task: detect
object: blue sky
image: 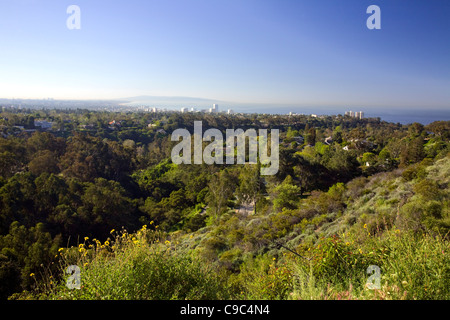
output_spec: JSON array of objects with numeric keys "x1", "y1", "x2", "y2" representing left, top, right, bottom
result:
[{"x1": 0, "y1": 0, "x2": 449, "y2": 109}]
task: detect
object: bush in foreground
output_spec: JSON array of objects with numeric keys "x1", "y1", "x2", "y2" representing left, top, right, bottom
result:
[{"x1": 26, "y1": 225, "x2": 229, "y2": 300}]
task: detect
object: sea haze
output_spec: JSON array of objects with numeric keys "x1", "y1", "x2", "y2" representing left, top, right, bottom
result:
[
  {"x1": 122, "y1": 96, "x2": 449, "y2": 125},
  {"x1": 242, "y1": 105, "x2": 450, "y2": 126}
]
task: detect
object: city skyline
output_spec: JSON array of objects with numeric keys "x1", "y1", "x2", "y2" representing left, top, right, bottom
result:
[{"x1": 0, "y1": 0, "x2": 449, "y2": 110}]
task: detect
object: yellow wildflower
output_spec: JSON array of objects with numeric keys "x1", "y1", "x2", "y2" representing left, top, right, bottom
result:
[
  {"x1": 104, "y1": 241, "x2": 110, "y2": 246},
  {"x1": 150, "y1": 220, "x2": 154, "y2": 225},
  {"x1": 363, "y1": 224, "x2": 367, "y2": 229},
  {"x1": 165, "y1": 240, "x2": 171, "y2": 245},
  {"x1": 84, "y1": 236, "x2": 89, "y2": 241},
  {"x1": 110, "y1": 229, "x2": 115, "y2": 234},
  {"x1": 30, "y1": 273, "x2": 35, "y2": 277}
]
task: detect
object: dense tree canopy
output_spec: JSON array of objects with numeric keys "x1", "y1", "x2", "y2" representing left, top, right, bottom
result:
[{"x1": 0, "y1": 107, "x2": 449, "y2": 298}]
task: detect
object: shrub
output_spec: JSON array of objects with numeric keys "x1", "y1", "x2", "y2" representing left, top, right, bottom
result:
[{"x1": 35, "y1": 226, "x2": 229, "y2": 300}]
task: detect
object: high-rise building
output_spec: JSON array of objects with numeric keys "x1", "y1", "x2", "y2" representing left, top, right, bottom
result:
[
  {"x1": 345, "y1": 110, "x2": 364, "y2": 119},
  {"x1": 213, "y1": 104, "x2": 218, "y2": 113}
]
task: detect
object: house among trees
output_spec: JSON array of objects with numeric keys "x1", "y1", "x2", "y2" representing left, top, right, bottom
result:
[
  {"x1": 34, "y1": 120, "x2": 53, "y2": 130},
  {"x1": 324, "y1": 136, "x2": 333, "y2": 145}
]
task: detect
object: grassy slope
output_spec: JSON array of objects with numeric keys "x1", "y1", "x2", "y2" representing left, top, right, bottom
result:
[{"x1": 19, "y1": 154, "x2": 450, "y2": 300}]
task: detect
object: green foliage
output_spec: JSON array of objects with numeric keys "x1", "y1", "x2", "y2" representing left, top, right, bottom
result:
[
  {"x1": 272, "y1": 176, "x2": 301, "y2": 212},
  {"x1": 236, "y1": 255, "x2": 293, "y2": 299},
  {"x1": 0, "y1": 109, "x2": 449, "y2": 300},
  {"x1": 37, "y1": 228, "x2": 228, "y2": 300}
]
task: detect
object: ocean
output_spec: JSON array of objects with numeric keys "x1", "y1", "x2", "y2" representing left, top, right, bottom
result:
[{"x1": 231, "y1": 105, "x2": 450, "y2": 125}]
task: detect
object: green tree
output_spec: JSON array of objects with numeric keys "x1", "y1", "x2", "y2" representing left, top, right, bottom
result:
[
  {"x1": 400, "y1": 137, "x2": 425, "y2": 166},
  {"x1": 236, "y1": 164, "x2": 263, "y2": 214},
  {"x1": 28, "y1": 150, "x2": 59, "y2": 176},
  {"x1": 206, "y1": 170, "x2": 237, "y2": 219},
  {"x1": 306, "y1": 127, "x2": 316, "y2": 145},
  {"x1": 78, "y1": 178, "x2": 138, "y2": 237},
  {"x1": 272, "y1": 175, "x2": 301, "y2": 212}
]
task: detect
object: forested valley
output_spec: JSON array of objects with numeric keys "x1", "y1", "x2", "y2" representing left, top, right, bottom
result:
[{"x1": 0, "y1": 108, "x2": 449, "y2": 300}]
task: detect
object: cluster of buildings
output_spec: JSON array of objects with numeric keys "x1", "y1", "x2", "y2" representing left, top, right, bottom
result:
[
  {"x1": 345, "y1": 110, "x2": 364, "y2": 119},
  {"x1": 209, "y1": 104, "x2": 219, "y2": 113},
  {"x1": 180, "y1": 104, "x2": 234, "y2": 115}
]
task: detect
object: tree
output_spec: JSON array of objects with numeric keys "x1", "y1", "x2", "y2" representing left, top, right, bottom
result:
[
  {"x1": 0, "y1": 221, "x2": 60, "y2": 294},
  {"x1": 78, "y1": 178, "x2": 138, "y2": 238},
  {"x1": 408, "y1": 122, "x2": 424, "y2": 137},
  {"x1": 293, "y1": 157, "x2": 316, "y2": 195},
  {"x1": 26, "y1": 131, "x2": 65, "y2": 157},
  {"x1": 0, "y1": 151, "x2": 20, "y2": 178},
  {"x1": 322, "y1": 145, "x2": 359, "y2": 182},
  {"x1": 272, "y1": 175, "x2": 301, "y2": 212},
  {"x1": 332, "y1": 126, "x2": 343, "y2": 145},
  {"x1": 377, "y1": 148, "x2": 394, "y2": 170},
  {"x1": 59, "y1": 133, "x2": 134, "y2": 182},
  {"x1": 206, "y1": 170, "x2": 237, "y2": 219},
  {"x1": 28, "y1": 150, "x2": 59, "y2": 176},
  {"x1": 236, "y1": 164, "x2": 263, "y2": 214},
  {"x1": 0, "y1": 137, "x2": 27, "y2": 177},
  {"x1": 400, "y1": 137, "x2": 425, "y2": 166},
  {"x1": 306, "y1": 127, "x2": 316, "y2": 145},
  {"x1": 361, "y1": 152, "x2": 377, "y2": 166}
]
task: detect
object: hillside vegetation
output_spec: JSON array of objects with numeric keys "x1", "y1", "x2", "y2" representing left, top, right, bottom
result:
[
  {"x1": 23, "y1": 154, "x2": 449, "y2": 300},
  {"x1": 0, "y1": 109, "x2": 449, "y2": 299}
]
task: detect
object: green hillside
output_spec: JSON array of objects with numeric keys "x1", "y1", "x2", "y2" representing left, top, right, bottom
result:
[
  {"x1": 18, "y1": 155, "x2": 450, "y2": 300},
  {"x1": 1, "y1": 109, "x2": 449, "y2": 300}
]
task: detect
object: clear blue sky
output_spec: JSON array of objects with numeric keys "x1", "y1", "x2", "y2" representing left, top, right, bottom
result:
[{"x1": 0, "y1": 0, "x2": 449, "y2": 109}]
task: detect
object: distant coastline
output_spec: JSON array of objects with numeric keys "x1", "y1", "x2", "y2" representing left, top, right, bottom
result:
[{"x1": 1, "y1": 97, "x2": 448, "y2": 126}]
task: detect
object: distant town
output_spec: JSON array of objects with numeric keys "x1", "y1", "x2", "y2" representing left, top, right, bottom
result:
[{"x1": 0, "y1": 98, "x2": 365, "y2": 120}]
